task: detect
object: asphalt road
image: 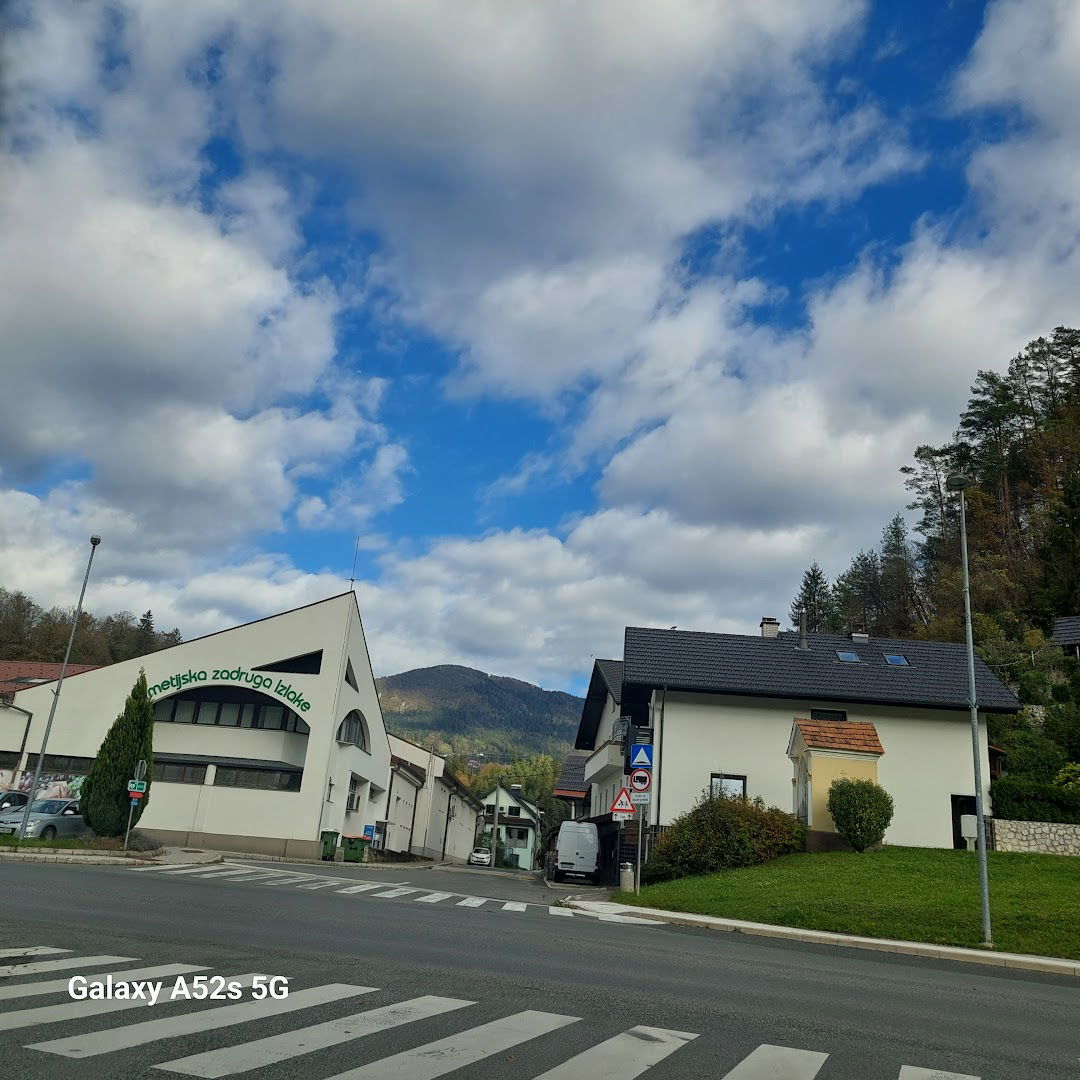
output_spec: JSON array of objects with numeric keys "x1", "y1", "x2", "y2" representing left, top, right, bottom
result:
[{"x1": 0, "y1": 860, "x2": 1076, "y2": 1079}]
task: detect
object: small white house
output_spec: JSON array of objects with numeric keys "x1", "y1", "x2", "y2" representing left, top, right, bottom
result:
[
  {"x1": 0, "y1": 593, "x2": 392, "y2": 859},
  {"x1": 481, "y1": 783, "x2": 542, "y2": 869},
  {"x1": 573, "y1": 619, "x2": 1021, "y2": 853}
]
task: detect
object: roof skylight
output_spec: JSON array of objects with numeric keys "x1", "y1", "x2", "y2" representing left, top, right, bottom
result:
[
  {"x1": 884, "y1": 654, "x2": 909, "y2": 666},
  {"x1": 836, "y1": 651, "x2": 860, "y2": 662}
]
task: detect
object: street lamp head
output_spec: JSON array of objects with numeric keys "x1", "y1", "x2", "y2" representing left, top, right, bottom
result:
[
  {"x1": 945, "y1": 473, "x2": 970, "y2": 492},
  {"x1": 90, "y1": 535, "x2": 102, "y2": 546}
]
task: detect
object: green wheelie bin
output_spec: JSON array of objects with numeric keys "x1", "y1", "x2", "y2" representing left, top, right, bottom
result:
[{"x1": 320, "y1": 830, "x2": 339, "y2": 861}]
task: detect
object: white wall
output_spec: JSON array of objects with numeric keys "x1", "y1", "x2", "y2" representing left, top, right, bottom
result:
[
  {"x1": 654, "y1": 691, "x2": 992, "y2": 848},
  {"x1": 384, "y1": 769, "x2": 419, "y2": 853}
]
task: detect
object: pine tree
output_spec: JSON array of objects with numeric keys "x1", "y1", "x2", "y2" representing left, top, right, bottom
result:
[
  {"x1": 879, "y1": 514, "x2": 923, "y2": 636},
  {"x1": 81, "y1": 671, "x2": 155, "y2": 837},
  {"x1": 789, "y1": 562, "x2": 833, "y2": 632}
]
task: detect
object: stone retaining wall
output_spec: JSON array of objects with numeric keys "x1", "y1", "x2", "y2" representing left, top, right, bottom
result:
[{"x1": 992, "y1": 818, "x2": 1080, "y2": 855}]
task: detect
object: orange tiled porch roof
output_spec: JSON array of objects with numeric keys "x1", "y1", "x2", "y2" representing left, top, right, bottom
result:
[{"x1": 793, "y1": 718, "x2": 883, "y2": 755}]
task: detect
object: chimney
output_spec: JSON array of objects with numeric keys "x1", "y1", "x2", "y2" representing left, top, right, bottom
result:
[
  {"x1": 850, "y1": 626, "x2": 870, "y2": 645},
  {"x1": 796, "y1": 609, "x2": 809, "y2": 651},
  {"x1": 759, "y1": 617, "x2": 780, "y2": 639}
]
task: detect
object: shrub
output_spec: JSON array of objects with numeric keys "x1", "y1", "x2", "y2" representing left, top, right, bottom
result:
[
  {"x1": 1052, "y1": 763, "x2": 1080, "y2": 791},
  {"x1": 642, "y1": 789, "x2": 804, "y2": 882},
  {"x1": 998, "y1": 728, "x2": 1068, "y2": 783},
  {"x1": 1043, "y1": 703, "x2": 1080, "y2": 762},
  {"x1": 81, "y1": 671, "x2": 154, "y2": 837},
  {"x1": 1017, "y1": 669, "x2": 1050, "y2": 706},
  {"x1": 1050, "y1": 683, "x2": 1073, "y2": 705},
  {"x1": 826, "y1": 777, "x2": 894, "y2": 852},
  {"x1": 990, "y1": 777, "x2": 1080, "y2": 824}
]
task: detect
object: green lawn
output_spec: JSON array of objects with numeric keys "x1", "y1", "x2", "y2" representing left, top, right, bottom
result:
[
  {"x1": 0, "y1": 833, "x2": 156, "y2": 853},
  {"x1": 616, "y1": 847, "x2": 1080, "y2": 959}
]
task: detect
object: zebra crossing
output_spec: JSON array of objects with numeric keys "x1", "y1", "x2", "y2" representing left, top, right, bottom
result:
[
  {"x1": 0, "y1": 943, "x2": 985, "y2": 1078},
  {"x1": 127, "y1": 861, "x2": 660, "y2": 924}
]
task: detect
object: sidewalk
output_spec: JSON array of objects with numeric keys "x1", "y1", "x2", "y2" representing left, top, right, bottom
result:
[
  {"x1": 567, "y1": 901, "x2": 1080, "y2": 977},
  {"x1": 0, "y1": 844, "x2": 221, "y2": 867}
]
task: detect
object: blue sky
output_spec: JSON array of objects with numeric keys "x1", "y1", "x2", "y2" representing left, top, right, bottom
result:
[{"x1": 2, "y1": 1, "x2": 1078, "y2": 694}]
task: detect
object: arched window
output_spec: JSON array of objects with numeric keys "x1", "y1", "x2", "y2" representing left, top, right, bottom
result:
[{"x1": 336, "y1": 710, "x2": 369, "y2": 751}]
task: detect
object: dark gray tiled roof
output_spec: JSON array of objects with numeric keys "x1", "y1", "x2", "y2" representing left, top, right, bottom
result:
[
  {"x1": 553, "y1": 751, "x2": 589, "y2": 796},
  {"x1": 596, "y1": 660, "x2": 623, "y2": 704},
  {"x1": 1052, "y1": 616, "x2": 1080, "y2": 646},
  {"x1": 622, "y1": 627, "x2": 1021, "y2": 713}
]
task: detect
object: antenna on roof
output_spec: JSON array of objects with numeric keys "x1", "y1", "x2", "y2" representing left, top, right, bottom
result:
[{"x1": 348, "y1": 534, "x2": 361, "y2": 590}]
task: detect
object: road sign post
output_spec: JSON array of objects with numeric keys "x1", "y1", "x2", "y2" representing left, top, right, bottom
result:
[{"x1": 124, "y1": 761, "x2": 148, "y2": 851}]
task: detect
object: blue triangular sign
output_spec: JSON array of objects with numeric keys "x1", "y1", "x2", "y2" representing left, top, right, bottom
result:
[{"x1": 630, "y1": 745, "x2": 652, "y2": 768}]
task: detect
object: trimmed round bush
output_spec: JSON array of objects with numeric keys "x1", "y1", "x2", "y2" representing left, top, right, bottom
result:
[
  {"x1": 642, "y1": 789, "x2": 804, "y2": 883},
  {"x1": 826, "y1": 777, "x2": 894, "y2": 852}
]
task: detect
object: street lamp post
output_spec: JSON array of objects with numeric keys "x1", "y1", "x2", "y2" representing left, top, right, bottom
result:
[
  {"x1": 18, "y1": 535, "x2": 101, "y2": 840},
  {"x1": 946, "y1": 473, "x2": 993, "y2": 947}
]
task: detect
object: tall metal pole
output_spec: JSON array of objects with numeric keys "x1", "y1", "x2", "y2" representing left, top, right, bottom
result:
[
  {"x1": 957, "y1": 490, "x2": 993, "y2": 946},
  {"x1": 18, "y1": 536, "x2": 101, "y2": 840}
]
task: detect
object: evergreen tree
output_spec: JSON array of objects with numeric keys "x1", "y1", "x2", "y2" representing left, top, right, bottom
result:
[
  {"x1": 789, "y1": 562, "x2": 833, "y2": 632},
  {"x1": 135, "y1": 610, "x2": 156, "y2": 655},
  {"x1": 81, "y1": 671, "x2": 155, "y2": 837},
  {"x1": 879, "y1": 514, "x2": 923, "y2": 636},
  {"x1": 831, "y1": 551, "x2": 883, "y2": 634}
]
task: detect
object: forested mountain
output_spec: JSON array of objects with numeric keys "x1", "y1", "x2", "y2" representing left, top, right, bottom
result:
[
  {"x1": 789, "y1": 326, "x2": 1080, "y2": 679},
  {"x1": 375, "y1": 664, "x2": 582, "y2": 761},
  {"x1": 0, "y1": 588, "x2": 182, "y2": 665}
]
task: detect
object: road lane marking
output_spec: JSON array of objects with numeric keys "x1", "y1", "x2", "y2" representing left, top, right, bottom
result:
[
  {"x1": 720, "y1": 1044, "x2": 829, "y2": 1078},
  {"x1": 296, "y1": 881, "x2": 348, "y2": 890},
  {"x1": 317, "y1": 1009, "x2": 580, "y2": 1079},
  {"x1": 0, "y1": 974, "x2": 261, "y2": 1030},
  {"x1": 373, "y1": 888, "x2": 418, "y2": 898},
  {"x1": 186, "y1": 869, "x2": 260, "y2": 880},
  {"x1": 457, "y1": 897, "x2": 487, "y2": 907},
  {"x1": 0, "y1": 956, "x2": 136, "y2": 979},
  {"x1": 154, "y1": 995, "x2": 475, "y2": 1077},
  {"x1": 259, "y1": 875, "x2": 318, "y2": 886},
  {"x1": 533, "y1": 1025, "x2": 699, "y2": 1078},
  {"x1": 29, "y1": 983, "x2": 374, "y2": 1058},
  {"x1": 337, "y1": 883, "x2": 384, "y2": 894},
  {"x1": 898, "y1": 1068, "x2": 980, "y2": 1079},
  {"x1": 0, "y1": 948, "x2": 69, "y2": 959},
  {"x1": 148, "y1": 866, "x2": 239, "y2": 876},
  {"x1": 0, "y1": 965, "x2": 208, "y2": 1001},
  {"x1": 415, "y1": 893, "x2": 453, "y2": 904},
  {"x1": 547, "y1": 907, "x2": 573, "y2": 917},
  {"x1": 501, "y1": 902, "x2": 528, "y2": 912}
]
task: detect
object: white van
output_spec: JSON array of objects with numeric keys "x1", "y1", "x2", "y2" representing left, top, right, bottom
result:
[{"x1": 549, "y1": 821, "x2": 600, "y2": 883}]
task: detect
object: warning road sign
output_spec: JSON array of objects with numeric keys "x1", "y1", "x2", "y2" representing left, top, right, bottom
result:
[
  {"x1": 629, "y1": 744, "x2": 653, "y2": 769},
  {"x1": 609, "y1": 787, "x2": 635, "y2": 814},
  {"x1": 629, "y1": 769, "x2": 651, "y2": 792}
]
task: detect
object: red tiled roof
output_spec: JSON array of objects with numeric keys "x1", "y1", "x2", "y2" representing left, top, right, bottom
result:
[
  {"x1": 0, "y1": 661, "x2": 101, "y2": 697},
  {"x1": 793, "y1": 718, "x2": 883, "y2": 755}
]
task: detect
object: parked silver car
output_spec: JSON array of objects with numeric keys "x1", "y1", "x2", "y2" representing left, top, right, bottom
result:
[
  {"x1": 0, "y1": 799, "x2": 85, "y2": 840},
  {"x1": 0, "y1": 790, "x2": 29, "y2": 814}
]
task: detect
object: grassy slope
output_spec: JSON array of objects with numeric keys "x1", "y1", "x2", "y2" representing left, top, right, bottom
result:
[{"x1": 617, "y1": 847, "x2": 1080, "y2": 959}]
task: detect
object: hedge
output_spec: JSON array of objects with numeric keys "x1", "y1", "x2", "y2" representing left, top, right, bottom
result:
[{"x1": 990, "y1": 777, "x2": 1080, "y2": 825}]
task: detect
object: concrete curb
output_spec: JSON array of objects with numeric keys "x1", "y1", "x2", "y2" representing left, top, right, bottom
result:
[
  {"x1": 212, "y1": 850, "x2": 425, "y2": 869},
  {"x1": 0, "y1": 850, "x2": 158, "y2": 865},
  {"x1": 567, "y1": 901, "x2": 1080, "y2": 977}
]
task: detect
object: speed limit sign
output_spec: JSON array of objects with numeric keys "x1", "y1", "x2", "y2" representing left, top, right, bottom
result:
[{"x1": 629, "y1": 768, "x2": 651, "y2": 793}]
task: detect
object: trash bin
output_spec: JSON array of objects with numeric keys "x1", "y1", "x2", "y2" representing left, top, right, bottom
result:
[
  {"x1": 342, "y1": 835, "x2": 363, "y2": 863},
  {"x1": 320, "y1": 830, "x2": 339, "y2": 861}
]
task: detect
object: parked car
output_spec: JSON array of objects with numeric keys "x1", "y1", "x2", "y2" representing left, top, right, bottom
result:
[
  {"x1": 0, "y1": 790, "x2": 29, "y2": 814},
  {"x1": 548, "y1": 821, "x2": 600, "y2": 884},
  {"x1": 0, "y1": 799, "x2": 85, "y2": 840},
  {"x1": 467, "y1": 847, "x2": 492, "y2": 866}
]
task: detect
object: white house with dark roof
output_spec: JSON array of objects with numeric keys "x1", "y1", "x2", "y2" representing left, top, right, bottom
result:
[
  {"x1": 573, "y1": 618, "x2": 1021, "y2": 853},
  {"x1": 1052, "y1": 616, "x2": 1080, "y2": 659}
]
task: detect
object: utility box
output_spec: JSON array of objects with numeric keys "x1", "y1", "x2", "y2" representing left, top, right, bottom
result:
[
  {"x1": 320, "y1": 830, "x2": 339, "y2": 861},
  {"x1": 960, "y1": 814, "x2": 978, "y2": 851}
]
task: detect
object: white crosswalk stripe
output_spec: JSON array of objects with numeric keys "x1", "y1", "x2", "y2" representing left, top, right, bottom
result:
[
  {"x1": 0, "y1": 965, "x2": 208, "y2": 1001},
  {"x1": 296, "y1": 880, "x2": 344, "y2": 890},
  {"x1": 720, "y1": 1044, "x2": 829, "y2": 1078},
  {"x1": 336, "y1": 883, "x2": 384, "y2": 894},
  {"x1": 373, "y1": 887, "x2": 418, "y2": 898},
  {"x1": 0, "y1": 947, "x2": 69, "y2": 959},
  {"x1": 547, "y1": 906, "x2": 573, "y2": 917},
  {"x1": 28, "y1": 982, "x2": 374, "y2": 1058},
  {"x1": 415, "y1": 892, "x2": 453, "y2": 903},
  {"x1": 259, "y1": 874, "x2": 317, "y2": 886},
  {"x1": 898, "y1": 1068, "x2": 980, "y2": 1079},
  {"x1": 501, "y1": 901, "x2": 528, "y2": 912},
  {"x1": 0, "y1": 974, "x2": 260, "y2": 1031},
  {"x1": 151, "y1": 866, "x2": 239, "y2": 876},
  {"x1": 533, "y1": 1025, "x2": 699, "y2": 1078},
  {"x1": 318, "y1": 1009, "x2": 580, "y2": 1079},
  {"x1": 154, "y1": 995, "x2": 474, "y2": 1077},
  {"x1": 0, "y1": 955, "x2": 136, "y2": 979},
  {"x1": 457, "y1": 896, "x2": 487, "y2": 907}
]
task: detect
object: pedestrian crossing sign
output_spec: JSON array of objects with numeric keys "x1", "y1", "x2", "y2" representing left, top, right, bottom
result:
[
  {"x1": 609, "y1": 788, "x2": 635, "y2": 814},
  {"x1": 629, "y1": 744, "x2": 653, "y2": 769}
]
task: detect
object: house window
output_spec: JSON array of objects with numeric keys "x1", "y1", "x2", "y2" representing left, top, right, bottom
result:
[
  {"x1": 215, "y1": 768, "x2": 302, "y2": 792},
  {"x1": 347, "y1": 776, "x2": 360, "y2": 813},
  {"x1": 336, "y1": 711, "x2": 369, "y2": 751},
  {"x1": 710, "y1": 774, "x2": 747, "y2": 799},
  {"x1": 155, "y1": 692, "x2": 309, "y2": 733},
  {"x1": 810, "y1": 709, "x2": 847, "y2": 723},
  {"x1": 835, "y1": 651, "x2": 860, "y2": 662},
  {"x1": 506, "y1": 806, "x2": 520, "y2": 817},
  {"x1": 153, "y1": 762, "x2": 207, "y2": 784},
  {"x1": 884, "y1": 654, "x2": 909, "y2": 666}
]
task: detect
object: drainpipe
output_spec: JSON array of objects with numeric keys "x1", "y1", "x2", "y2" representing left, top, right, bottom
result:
[{"x1": 654, "y1": 686, "x2": 667, "y2": 830}]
